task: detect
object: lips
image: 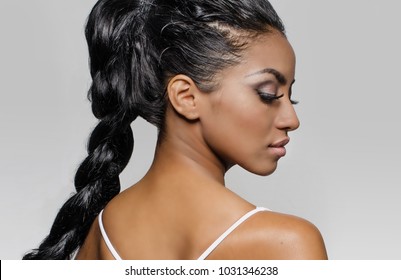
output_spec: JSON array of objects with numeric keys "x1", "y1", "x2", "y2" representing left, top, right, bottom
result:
[
  {"x1": 269, "y1": 137, "x2": 290, "y2": 148},
  {"x1": 268, "y1": 137, "x2": 290, "y2": 157}
]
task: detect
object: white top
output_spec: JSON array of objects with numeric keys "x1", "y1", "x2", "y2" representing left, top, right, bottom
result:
[{"x1": 97, "y1": 206, "x2": 270, "y2": 260}]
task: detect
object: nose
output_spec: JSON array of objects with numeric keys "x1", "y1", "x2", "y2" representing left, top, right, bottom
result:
[{"x1": 275, "y1": 101, "x2": 300, "y2": 132}]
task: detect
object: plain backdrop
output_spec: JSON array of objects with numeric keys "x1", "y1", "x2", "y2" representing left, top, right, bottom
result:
[{"x1": 1, "y1": 0, "x2": 400, "y2": 259}]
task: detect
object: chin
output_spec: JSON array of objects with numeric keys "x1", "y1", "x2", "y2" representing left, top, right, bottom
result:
[
  {"x1": 244, "y1": 162, "x2": 278, "y2": 177},
  {"x1": 256, "y1": 168, "x2": 277, "y2": 177}
]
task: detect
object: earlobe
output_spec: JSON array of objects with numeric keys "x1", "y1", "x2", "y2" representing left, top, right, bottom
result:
[{"x1": 167, "y1": 74, "x2": 200, "y2": 120}]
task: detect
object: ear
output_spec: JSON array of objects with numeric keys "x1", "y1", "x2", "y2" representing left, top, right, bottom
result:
[{"x1": 167, "y1": 74, "x2": 200, "y2": 120}]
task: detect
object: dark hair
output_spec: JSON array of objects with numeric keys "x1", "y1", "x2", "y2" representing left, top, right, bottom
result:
[{"x1": 23, "y1": 0, "x2": 285, "y2": 259}]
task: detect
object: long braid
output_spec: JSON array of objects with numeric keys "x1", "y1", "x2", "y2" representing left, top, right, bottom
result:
[
  {"x1": 23, "y1": 117, "x2": 134, "y2": 259},
  {"x1": 23, "y1": 0, "x2": 155, "y2": 259}
]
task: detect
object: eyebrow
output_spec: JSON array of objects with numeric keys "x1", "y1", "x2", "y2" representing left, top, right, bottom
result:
[{"x1": 246, "y1": 68, "x2": 288, "y2": 85}]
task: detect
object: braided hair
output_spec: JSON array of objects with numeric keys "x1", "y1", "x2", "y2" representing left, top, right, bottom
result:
[{"x1": 23, "y1": 0, "x2": 285, "y2": 259}]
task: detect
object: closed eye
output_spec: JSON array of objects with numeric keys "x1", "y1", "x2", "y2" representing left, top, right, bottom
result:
[
  {"x1": 257, "y1": 91, "x2": 284, "y2": 104},
  {"x1": 258, "y1": 91, "x2": 298, "y2": 105}
]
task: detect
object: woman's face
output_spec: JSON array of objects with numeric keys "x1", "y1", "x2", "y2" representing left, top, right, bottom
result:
[{"x1": 198, "y1": 31, "x2": 299, "y2": 176}]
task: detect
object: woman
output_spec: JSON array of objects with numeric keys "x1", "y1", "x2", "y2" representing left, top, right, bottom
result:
[{"x1": 23, "y1": 0, "x2": 327, "y2": 260}]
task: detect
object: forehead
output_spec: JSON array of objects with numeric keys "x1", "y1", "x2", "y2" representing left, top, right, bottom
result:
[{"x1": 220, "y1": 31, "x2": 296, "y2": 83}]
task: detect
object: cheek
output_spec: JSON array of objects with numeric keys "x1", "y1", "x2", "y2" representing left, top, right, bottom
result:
[
  {"x1": 202, "y1": 93, "x2": 275, "y2": 159},
  {"x1": 221, "y1": 96, "x2": 274, "y2": 139},
  {"x1": 212, "y1": 95, "x2": 261, "y2": 135}
]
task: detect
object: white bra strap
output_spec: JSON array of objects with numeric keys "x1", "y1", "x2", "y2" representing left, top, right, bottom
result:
[
  {"x1": 197, "y1": 207, "x2": 270, "y2": 260},
  {"x1": 98, "y1": 210, "x2": 122, "y2": 260}
]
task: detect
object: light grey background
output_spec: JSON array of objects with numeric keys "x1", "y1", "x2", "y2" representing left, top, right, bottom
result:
[{"x1": 1, "y1": 0, "x2": 400, "y2": 259}]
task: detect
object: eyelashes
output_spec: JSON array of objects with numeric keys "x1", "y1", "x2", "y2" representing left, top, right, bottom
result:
[
  {"x1": 257, "y1": 91, "x2": 284, "y2": 103},
  {"x1": 257, "y1": 91, "x2": 299, "y2": 105}
]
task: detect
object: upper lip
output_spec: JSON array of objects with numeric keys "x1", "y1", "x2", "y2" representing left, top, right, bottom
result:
[{"x1": 269, "y1": 137, "x2": 290, "y2": 147}]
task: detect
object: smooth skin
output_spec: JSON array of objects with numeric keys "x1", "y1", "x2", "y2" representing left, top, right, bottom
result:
[{"x1": 76, "y1": 31, "x2": 328, "y2": 260}]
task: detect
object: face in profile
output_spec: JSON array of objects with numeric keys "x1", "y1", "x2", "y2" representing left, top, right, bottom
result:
[{"x1": 198, "y1": 31, "x2": 300, "y2": 176}]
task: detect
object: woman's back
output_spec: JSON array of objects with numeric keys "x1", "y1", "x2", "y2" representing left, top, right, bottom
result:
[{"x1": 76, "y1": 174, "x2": 327, "y2": 260}]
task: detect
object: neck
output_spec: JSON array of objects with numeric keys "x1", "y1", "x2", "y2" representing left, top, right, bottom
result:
[{"x1": 147, "y1": 133, "x2": 226, "y2": 186}]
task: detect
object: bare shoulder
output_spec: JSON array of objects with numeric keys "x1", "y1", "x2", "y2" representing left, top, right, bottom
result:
[
  {"x1": 211, "y1": 210, "x2": 328, "y2": 260},
  {"x1": 245, "y1": 211, "x2": 328, "y2": 259}
]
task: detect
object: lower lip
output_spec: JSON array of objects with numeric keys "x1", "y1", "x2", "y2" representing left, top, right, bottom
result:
[{"x1": 268, "y1": 146, "x2": 287, "y2": 157}]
